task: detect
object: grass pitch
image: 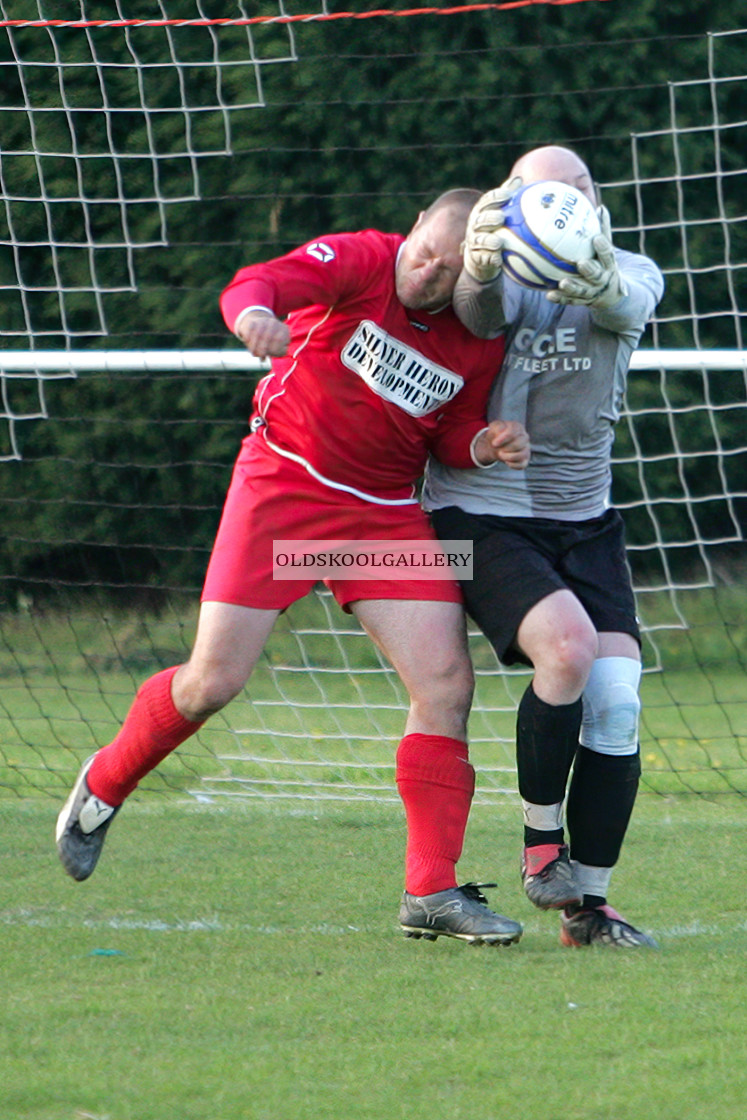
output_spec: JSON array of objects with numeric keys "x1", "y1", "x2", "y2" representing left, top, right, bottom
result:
[{"x1": 2, "y1": 793, "x2": 745, "y2": 1120}]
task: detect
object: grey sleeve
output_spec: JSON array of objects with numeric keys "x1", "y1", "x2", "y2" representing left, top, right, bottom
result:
[
  {"x1": 454, "y1": 251, "x2": 663, "y2": 344},
  {"x1": 590, "y1": 251, "x2": 665, "y2": 336},
  {"x1": 452, "y1": 269, "x2": 506, "y2": 339}
]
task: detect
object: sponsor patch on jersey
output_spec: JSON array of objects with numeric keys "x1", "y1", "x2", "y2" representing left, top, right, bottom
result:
[
  {"x1": 306, "y1": 241, "x2": 335, "y2": 263},
  {"x1": 341, "y1": 320, "x2": 464, "y2": 417}
]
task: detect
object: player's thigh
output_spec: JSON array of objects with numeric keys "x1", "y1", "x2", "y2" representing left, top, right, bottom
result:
[
  {"x1": 351, "y1": 597, "x2": 472, "y2": 698},
  {"x1": 177, "y1": 601, "x2": 280, "y2": 704},
  {"x1": 431, "y1": 505, "x2": 566, "y2": 665},
  {"x1": 597, "y1": 630, "x2": 640, "y2": 661}
]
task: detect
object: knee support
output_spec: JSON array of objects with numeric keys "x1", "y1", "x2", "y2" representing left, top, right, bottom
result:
[{"x1": 580, "y1": 656, "x2": 641, "y2": 757}]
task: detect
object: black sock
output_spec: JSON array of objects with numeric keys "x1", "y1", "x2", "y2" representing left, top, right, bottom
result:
[
  {"x1": 524, "y1": 825, "x2": 564, "y2": 847},
  {"x1": 583, "y1": 894, "x2": 607, "y2": 910},
  {"x1": 567, "y1": 747, "x2": 641, "y2": 867},
  {"x1": 517, "y1": 684, "x2": 582, "y2": 848}
]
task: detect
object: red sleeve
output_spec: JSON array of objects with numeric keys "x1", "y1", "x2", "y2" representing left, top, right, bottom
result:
[
  {"x1": 427, "y1": 336, "x2": 505, "y2": 468},
  {"x1": 430, "y1": 418, "x2": 487, "y2": 469},
  {"x1": 219, "y1": 232, "x2": 400, "y2": 333},
  {"x1": 220, "y1": 276, "x2": 278, "y2": 331}
]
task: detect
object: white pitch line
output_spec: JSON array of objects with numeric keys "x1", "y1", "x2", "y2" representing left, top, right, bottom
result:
[
  {"x1": 2, "y1": 908, "x2": 746, "y2": 940},
  {"x1": 653, "y1": 919, "x2": 747, "y2": 939},
  {"x1": 0, "y1": 908, "x2": 359, "y2": 936}
]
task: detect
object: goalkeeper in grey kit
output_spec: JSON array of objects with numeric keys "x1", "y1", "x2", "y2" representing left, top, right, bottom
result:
[{"x1": 424, "y1": 145, "x2": 665, "y2": 948}]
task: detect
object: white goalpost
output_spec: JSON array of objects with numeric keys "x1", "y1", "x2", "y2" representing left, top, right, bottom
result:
[{"x1": 1, "y1": 6, "x2": 745, "y2": 802}]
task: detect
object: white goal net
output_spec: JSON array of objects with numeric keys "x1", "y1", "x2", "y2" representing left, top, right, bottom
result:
[{"x1": 0, "y1": 5, "x2": 745, "y2": 801}]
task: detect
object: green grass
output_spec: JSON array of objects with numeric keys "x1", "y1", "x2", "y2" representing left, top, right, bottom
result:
[
  {"x1": 2, "y1": 795, "x2": 746, "y2": 1120},
  {"x1": 1, "y1": 595, "x2": 745, "y2": 1116}
]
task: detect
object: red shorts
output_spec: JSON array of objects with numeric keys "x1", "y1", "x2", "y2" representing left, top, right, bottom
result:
[{"x1": 201, "y1": 434, "x2": 463, "y2": 611}]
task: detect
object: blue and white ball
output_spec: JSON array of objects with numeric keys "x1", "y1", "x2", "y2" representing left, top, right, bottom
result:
[{"x1": 500, "y1": 181, "x2": 601, "y2": 290}]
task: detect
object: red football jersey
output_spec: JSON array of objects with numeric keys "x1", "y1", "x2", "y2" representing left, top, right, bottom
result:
[{"x1": 220, "y1": 229, "x2": 506, "y2": 503}]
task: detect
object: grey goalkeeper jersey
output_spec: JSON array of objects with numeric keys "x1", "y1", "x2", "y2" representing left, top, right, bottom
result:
[{"x1": 423, "y1": 248, "x2": 664, "y2": 521}]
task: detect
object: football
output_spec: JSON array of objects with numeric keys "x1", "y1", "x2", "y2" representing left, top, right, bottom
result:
[{"x1": 499, "y1": 180, "x2": 601, "y2": 290}]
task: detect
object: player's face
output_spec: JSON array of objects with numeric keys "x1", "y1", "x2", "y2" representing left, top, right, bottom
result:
[
  {"x1": 558, "y1": 170, "x2": 596, "y2": 205},
  {"x1": 395, "y1": 211, "x2": 464, "y2": 312}
]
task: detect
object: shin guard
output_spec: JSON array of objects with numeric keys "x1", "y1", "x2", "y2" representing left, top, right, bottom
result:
[{"x1": 567, "y1": 746, "x2": 641, "y2": 868}]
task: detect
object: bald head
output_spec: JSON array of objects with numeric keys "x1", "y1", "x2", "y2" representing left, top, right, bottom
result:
[
  {"x1": 420, "y1": 188, "x2": 482, "y2": 228},
  {"x1": 511, "y1": 145, "x2": 596, "y2": 205},
  {"x1": 395, "y1": 188, "x2": 481, "y2": 312}
]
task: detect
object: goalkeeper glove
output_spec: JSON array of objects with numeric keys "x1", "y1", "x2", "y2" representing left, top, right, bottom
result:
[
  {"x1": 547, "y1": 205, "x2": 628, "y2": 308},
  {"x1": 462, "y1": 176, "x2": 522, "y2": 284}
]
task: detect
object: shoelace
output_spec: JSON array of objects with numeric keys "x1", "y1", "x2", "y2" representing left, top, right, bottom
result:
[{"x1": 457, "y1": 882, "x2": 497, "y2": 906}]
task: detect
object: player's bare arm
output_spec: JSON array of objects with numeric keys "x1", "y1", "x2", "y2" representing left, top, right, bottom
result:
[
  {"x1": 235, "y1": 308, "x2": 290, "y2": 358},
  {"x1": 473, "y1": 419, "x2": 530, "y2": 469}
]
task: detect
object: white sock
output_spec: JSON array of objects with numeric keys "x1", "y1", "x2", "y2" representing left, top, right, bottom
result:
[
  {"x1": 571, "y1": 861, "x2": 613, "y2": 901},
  {"x1": 521, "y1": 799, "x2": 564, "y2": 832}
]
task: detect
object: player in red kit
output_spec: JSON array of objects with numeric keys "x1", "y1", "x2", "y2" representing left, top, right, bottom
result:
[{"x1": 56, "y1": 190, "x2": 529, "y2": 946}]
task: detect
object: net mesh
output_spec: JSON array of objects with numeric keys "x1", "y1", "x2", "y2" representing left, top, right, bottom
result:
[{"x1": 0, "y1": 5, "x2": 744, "y2": 800}]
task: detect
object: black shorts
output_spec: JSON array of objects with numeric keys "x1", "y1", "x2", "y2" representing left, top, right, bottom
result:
[{"x1": 430, "y1": 505, "x2": 640, "y2": 666}]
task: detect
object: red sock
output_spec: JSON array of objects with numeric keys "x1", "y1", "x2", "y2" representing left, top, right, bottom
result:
[
  {"x1": 396, "y1": 732, "x2": 475, "y2": 896},
  {"x1": 87, "y1": 667, "x2": 204, "y2": 806}
]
